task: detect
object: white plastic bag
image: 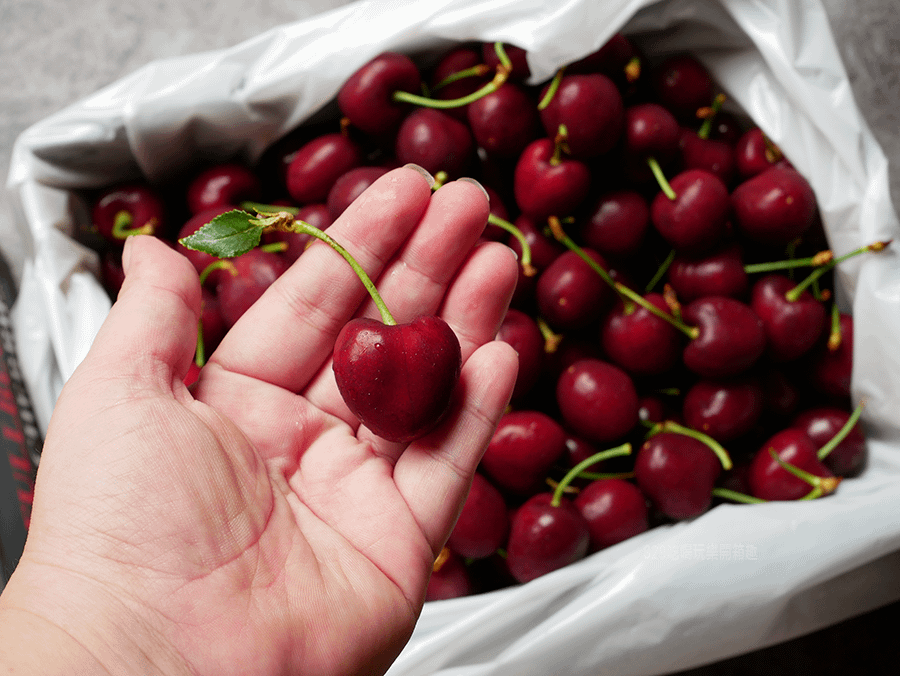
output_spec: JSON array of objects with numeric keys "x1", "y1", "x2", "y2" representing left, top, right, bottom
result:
[{"x1": 4, "y1": 0, "x2": 900, "y2": 673}]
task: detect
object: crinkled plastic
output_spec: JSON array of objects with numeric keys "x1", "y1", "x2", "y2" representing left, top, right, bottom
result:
[{"x1": 3, "y1": 0, "x2": 900, "y2": 674}]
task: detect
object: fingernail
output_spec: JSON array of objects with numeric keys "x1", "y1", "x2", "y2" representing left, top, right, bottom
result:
[
  {"x1": 457, "y1": 176, "x2": 490, "y2": 202},
  {"x1": 403, "y1": 163, "x2": 435, "y2": 188}
]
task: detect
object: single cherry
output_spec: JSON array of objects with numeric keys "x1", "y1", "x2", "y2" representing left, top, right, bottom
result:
[
  {"x1": 186, "y1": 162, "x2": 261, "y2": 215},
  {"x1": 667, "y1": 242, "x2": 748, "y2": 303},
  {"x1": 750, "y1": 273, "x2": 826, "y2": 362},
  {"x1": 747, "y1": 428, "x2": 836, "y2": 501},
  {"x1": 333, "y1": 315, "x2": 461, "y2": 443},
  {"x1": 496, "y1": 308, "x2": 545, "y2": 401},
  {"x1": 731, "y1": 164, "x2": 817, "y2": 246},
  {"x1": 810, "y1": 312, "x2": 853, "y2": 402},
  {"x1": 514, "y1": 136, "x2": 592, "y2": 221},
  {"x1": 446, "y1": 472, "x2": 510, "y2": 560},
  {"x1": 682, "y1": 375, "x2": 765, "y2": 442},
  {"x1": 327, "y1": 166, "x2": 391, "y2": 219},
  {"x1": 467, "y1": 83, "x2": 541, "y2": 158},
  {"x1": 92, "y1": 182, "x2": 166, "y2": 244},
  {"x1": 215, "y1": 247, "x2": 289, "y2": 328},
  {"x1": 650, "y1": 168, "x2": 730, "y2": 254},
  {"x1": 395, "y1": 108, "x2": 475, "y2": 178},
  {"x1": 538, "y1": 73, "x2": 624, "y2": 158},
  {"x1": 285, "y1": 132, "x2": 364, "y2": 205},
  {"x1": 556, "y1": 358, "x2": 639, "y2": 443},
  {"x1": 681, "y1": 296, "x2": 766, "y2": 378},
  {"x1": 791, "y1": 406, "x2": 866, "y2": 477},
  {"x1": 426, "y1": 548, "x2": 472, "y2": 601},
  {"x1": 428, "y1": 46, "x2": 490, "y2": 121},
  {"x1": 337, "y1": 52, "x2": 422, "y2": 137},
  {"x1": 679, "y1": 127, "x2": 736, "y2": 186},
  {"x1": 536, "y1": 248, "x2": 612, "y2": 331},
  {"x1": 480, "y1": 410, "x2": 567, "y2": 494},
  {"x1": 600, "y1": 292, "x2": 684, "y2": 376},
  {"x1": 574, "y1": 479, "x2": 649, "y2": 551},
  {"x1": 734, "y1": 127, "x2": 786, "y2": 179},
  {"x1": 651, "y1": 54, "x2": 714, "y2": 123},
  {"x1": 579, "y1": 189, "x2": 650, "y2": 260}
]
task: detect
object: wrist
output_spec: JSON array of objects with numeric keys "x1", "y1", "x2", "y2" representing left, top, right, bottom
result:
[{"x1": 0, "y1": 558, "x2": 190, "y2": 676}]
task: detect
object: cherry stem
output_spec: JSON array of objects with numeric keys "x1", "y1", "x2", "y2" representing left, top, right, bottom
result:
[
  {"x1": 785, "y1": 240, "x2": 891, "y2": 302},
  {"x1": 194, "y1": 319, "x2": 207, "y2": 368},
  {"x1": 647, "y1": 157, "x2": 677, "y2": 200},
  {"x1": 431, "y1": 63, "x2": 492, "y2": 92},
  {"x1": 614, "y1": 282, "x2": 699, "y2": 339},
  {"x1": 538, "y1": 67, "x2": 566, "y2": 110},
  {"x1": 487, "y1": 213, "x2": 536, "y2": 276},
  {"x1": 551, "y1": 443, "x2": 633, "y2": 507},
  {"x1": 199, "y1": 259, "x2": 236, "y2": 286},
  {"x1": 649, "y1": 420, "x2": 733, "y2": 470},
  {"x1": 547, "y1": 216, "x2": 618, "y2": 291},
  {"x1": 817, "y1": 400, "x2": 865, "y2": 461},
  {"x1": 762, "y1": 131, "x2": 784, "y2": 164},
  {"x1": 645, "y1": 249, "x2": 676, "y2": 293},
  {"x1": 696, "y1": 93, "x2": 726, "y2": 140},
  {"x1": 112, "y1": 209, "x2": 156, "y2": 239},
  {"x1": 767, "y1": 447, "x2": 842, "y2": 497},
  {"x1": 711, "y1": 487, "x2": 767, "y2": 504},
  {"x1": 551, "y1": 125, "x2": 569, "y2": 165},
  {"x1": 432, "y1": 547, "x2": 451, "y2": 573},
  {"x1": 536, "y1": 316, "x2": 563, "y2": 353},
  {"x1": 253, "y1": 208, "x2": 396, "y2": 325},
  {"x1": 827, "y1": 303, "x2": 843, "y2": 351},
  {"x1": 575, "y1": 470, "x2": 635, "y2": 481},
  {"x1": 624, "y1": 56, "x2": 641, "y2": 83},
  {"x1": 743, "y1": 250, "x2": 832, "y2": 274}
]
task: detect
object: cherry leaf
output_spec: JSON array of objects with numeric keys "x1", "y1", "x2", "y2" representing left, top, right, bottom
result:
[{"x1": 178, "y1": 209, "x2": 263, "y2": 258}]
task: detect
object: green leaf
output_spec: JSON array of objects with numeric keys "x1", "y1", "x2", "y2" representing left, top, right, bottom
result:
[{"x1": 178, "y1": 209, "x2": 263, "y2": 258}]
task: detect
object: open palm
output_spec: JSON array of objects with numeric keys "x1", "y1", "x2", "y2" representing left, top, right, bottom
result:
[{"x1": 6, "y1": 169, "x2": 518, "y2": 676}]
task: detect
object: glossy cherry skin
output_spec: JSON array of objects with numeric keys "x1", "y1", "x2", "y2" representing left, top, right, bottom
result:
[
  {"x1": 567, "y1": 32, "x2": 639, "y2": 86},
  {"x1": 579, "y1": 189, "x2": 650, "y2": 260},
  {"x1": 514, "y1": 138, "x2": 592, "y2": 221},
  {"x1": 216, "y1": 248, "x2": 289, "y2": 328},
  {"x1": 446, "y1": 473, "x2": 510, "y2": 560},
  {"x1": 791, "y1": 406, "x2": 866, "y2": 477},
  {"x1": 395, "y1": 108, "x2": 475, "y2": 178},
  {"x1": 748, "y1": 428, "x2": 835, "y2": 501},
  {"x1": 574, "y1": 479, "x2": 649, "y2": 551},
  {"x1": 538, "y1": 73, "x2": 624, "y2": 158},
  {"x1": 734, "y1": 127, "x2": 785, "y2": 179},
  {"x1": 750, "y1": 273, "x2": 826, "y2": 362},
  {"x1": 92, "y1": 182, "x2": 166, "y2": 244},
  {"x1": 731, "y1": 165, "x2": 817, "y2": 246},
  {"x1": 682, "y1": 375, "x2": 765, "y2": 443},
  {"x1": 556, "y1": 358, "x2": 639, "y2": 444},
  {"x1": 681, "y1": 296, "x2": 766, "y2": 379},
  {"x1": 426, "y1": 549, "x2": 472, "y2": 601},
  {"x1": 506, "y1": 215, "x2": 565, "y2": 272},
  {"x1": 481, "y1": 42, "x2": 531, "y2": 81},
  {"x1": 667, "y1": 242, "x2": 748, "y2": 303},
  {"x1": 810, "y1": 313, "x2": 853, "y2": 401},
  {"x1": 333, "y1": 315, "x2": 461, "y2": 444},
  {"x1": 624, "y1": 102, "x2": 681, "y2": 164},
  {"x1": 536, "y1": 249, "x2": 612, "y2": 331},
  {"x1": 679, "y1": 128, "x2": 736, "y2": 186},
  {"x1": 651, "y1": 54, "x2": 714, "y2": 123},
  {"x1": 327, "y1": 166, "x2": 390, "y2": 219},
  {"x1": 337, "y1": 51, "x2": 421, "y2": 137},
  {"x1": 285, "y1": 132, "x2": 364, "y2": 205},
  {"x1": 506, "y1": 493, "x2": 590, "y2": 584},
  {"x1": 186, "y1": 162, "x2": 261, "y2": 215},
  {"x1": 651, "y1": 168, "x2": 730, "y2": 254},
  {"x1": 496, "y1": 308, "x2": 545, "y2": 401},
  {"x1": 480, "y1": 410, "x2": 567, "y2": 495},
  {"x1": 600, "y1": 292, "x2": 684, "y2": 376},
  {"x1": 429, "y1": 46, "x2": 489, "y2": 121},
  {"x1": 199, "y1": 287, "x2": 227, "y2": 355},
  {"x1": 467, "y1": 83, "x2": 541, "y2": 158},
  {"x1": 635, "y1": 431, "x2": 722, "y2": 520}
]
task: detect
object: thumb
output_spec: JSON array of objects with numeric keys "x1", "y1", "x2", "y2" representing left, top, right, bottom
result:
[{"x1": 78, "y1": 235, "x2": 202, "y2": 389}]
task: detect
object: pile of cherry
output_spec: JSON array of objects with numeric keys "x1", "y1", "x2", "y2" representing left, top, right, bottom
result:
[{"x1": 81, "y1": 33, "x2": 880, "y2": 601}]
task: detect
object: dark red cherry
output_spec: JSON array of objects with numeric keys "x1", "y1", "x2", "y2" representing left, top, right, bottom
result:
[
  {"x1": 333, "y1": 315, "x2": 461, "y2": 444},
  {"x1": 395, "y1": 108, "x2": 475, "y2": 178},
  {"x1": 579, "y1": 189, "x2": 650, "y2": 260},
  {"x1": 667, "y1": 242, "x2": 748, "y2": 303},
  {"x1": 651, "y1": 168, "x2": 730, "y2": 254},
  {"x1": 651, "y1": 54, "x2": 714, "y2": 123},
  {"x1": 446, "y1": 473, "x2": 510, "y2": 560},
  {"x1": 635, "y1": 431, "x2": 722, "y2": 520},
  {"x1": 429, "y1": 46, "x2": 490, "y2": 121},
  {"x1": 513, "y1": 137, "x2": 592, "y2": 221},
  {"x1": 285, "y1": 132, "x2": 364, "y2": 205},
  {"x1": 480, "y1": 410, "x2": 567, "y2": 495},
  {"x1": 199, "y1": 287, "x2": 227, "y2": 355},
  {"x1": 506, "y1": 493, "x2": 590, "y2": 584},
  {"x1": 748, "y1": 428, "x2": 835, "y2": 501},
  {"x1": 791, "y1": 406, "x2": 866, "y2": 477},
  {"x1": 682, "y1": 375, "x2": 765, "y2": 442},
  {"x1": 186, "y1": 162, "x2": 261, "y2": 215},
  {"x1": 337, "y1": 52, "x2": 422, "y2": 137},
  {"x1": 496, "y1": 308, "x2": 545, "y2": 401},
  {"x1": 810, "y1": 313, "x2": 853, "y2": 401},
  {"x1": 92, "y1": 182, "x2": 166, "y2": 244},
  {"x1": 731, "y1": 165, "x2": 817, "y2": 246},
  {"x1": 426, "y1": 549, "x2": 472, "y2": 601},
  {"x1": 556, "y1": 358, "x2": 639, "y2": 444},
  {"x1": 734, "y1": 127, "x2": 786, "y2": 179},
  {"x1": 750, "y1": 274, "x2": 826, "y2": 362},
  {"x1": 600, "y1": 292, "x2": 684, "y2": 376},
  {"x1": 215, "y1": 247, "x2": 289, "y2": 328},
  {"x1": 679, "y1": 127, "x2": 736, "y2": 186},
  {"x1": 467, "y1": 83, "x2": 541, "y2": 158},
  {"x1": 624, "y1": 102, "x2": 681, "y2": 163},
  {"x1": 681, "y1": 296, "x2": 766, "y2": 378},
  {"x1": 574, "y1": 478, "x2": 649, "y2": 551},
  {"x1": 538, "y1": 73, "x2": 624, "y2": 158},
  {"x1": 507, "y1": 215, "x2": 565, "y2": 271},
  {"x1": 481, "y1": 42, "x2": 531, "y2": 81},
  {"x1": 567, "y1": 33, "x2": 640, "y2": 87},
  {"x1": 536, "y1": 249, "x2": 612, "y2": 331}
]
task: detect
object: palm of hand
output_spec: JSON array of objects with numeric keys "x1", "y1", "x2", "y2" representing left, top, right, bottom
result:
[{"x1": 16, "y1": 170, "x2": 518, "y2": 676}]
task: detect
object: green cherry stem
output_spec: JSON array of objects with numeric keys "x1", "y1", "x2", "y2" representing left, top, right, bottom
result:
[
  {"x1": 743, "y1": 249, "x2": 833, "y2": 274},
  {"x1": 645, "y1": 249, "x2": 676, "y2": 293},
  {"x1": 615, "y1": 282, "x2": 699, "y2": 339},
  {"x1": 551, "y1": 443, "x2": 633, "y2": 507},
  {"x1": 647, "y1": 156, "x2": 677, "y2": 200},
  {"x1": 112, "y1": 210, "x2": 156, "y2": 239},
  {"x1": 487, "y1": 213, "x2": 536, "y2": 276},
  {"x1": 785, "y1": 240, "x2": 891, "y2": 302},
  {"x1": 648, "y1": 419, "x2": 733, "y2": 471},
  {"x1": 827, "y1": 302, "x2": 843, "y2": 351},
  {"x1": 431, "y1": 63, "x2": 492, "y2": 92},
  {"x1": 198, "y1": 259, "x2": 236, "y2": 286},
  {"x1": 710, "y1": 487, "x2": 767, "y2": 504},
  {"x1": 696, "y1": 93, "x2": 726, "y2": 140},
  {"x1": 538, "y1": 66, "x2": 566, "y2": 111},
  {"x1": 817, "y1": 400, "x2": 865, "y2": 462}
]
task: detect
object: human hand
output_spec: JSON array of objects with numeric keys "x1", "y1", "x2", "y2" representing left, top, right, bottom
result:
[{"x1": 0, "y1": 167, "x2": 519, "y2": 676}]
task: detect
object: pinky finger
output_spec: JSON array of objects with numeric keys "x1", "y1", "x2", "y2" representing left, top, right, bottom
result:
[{"x1": 392, "y1": 339, "x2": 518, "y2": 557}]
